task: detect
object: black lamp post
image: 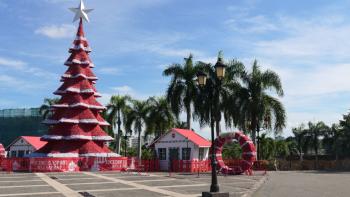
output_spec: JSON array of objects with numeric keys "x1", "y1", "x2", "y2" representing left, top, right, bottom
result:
[{"x1": 197, "y1": 56, "x2": 228, "y2": 196}]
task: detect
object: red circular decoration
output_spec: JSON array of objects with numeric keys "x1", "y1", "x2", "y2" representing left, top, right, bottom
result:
[{"x1": 214, "y1": 132, "x2": 256, "y2": 175}]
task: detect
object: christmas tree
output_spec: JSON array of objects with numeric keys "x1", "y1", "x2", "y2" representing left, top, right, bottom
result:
[{"x1": 32, "y1": 1, "x2": 118, "y2": 158}]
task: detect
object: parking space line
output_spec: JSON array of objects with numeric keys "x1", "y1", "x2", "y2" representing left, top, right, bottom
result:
[
  {"x1": 84, "y1": 172, "x2": 198, "y2": 197},
  {"x1": 157, "y1": 183, "x2": 208, "y2": 188},
  {"x1": 0, "y1": 185, "x2": 48, "y2": 188},
  {"x1": 131, "y1": 178, "x2": 176, "y2": 183},
  {"x1": 0, "y1": 179, "x2": 42, "y2": 183},
  {"x1": 65, "y1": 181, "x2": 114, "y2": 186},
  {"x1": 57, "y1": 177, "x2": 96, "y2": 181},
  {"x1": 77, "y1": 188, "x2": 142, "y2": 192},
  {"x1": 0, "y1": 192, "x2": 60, "y2": 197},
  {"x1": 35, "y1": 173, "x2": 81, "y2": 197}
]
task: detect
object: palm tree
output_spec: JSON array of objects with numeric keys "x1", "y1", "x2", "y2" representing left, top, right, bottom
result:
[
  {"x1": 163, "y1": 54, "x2": 199, "y2": 130},
  {"x1": 145, "y1": 96, "x2": 177, "y2": 138},
  {"x1": 292, "y1": 125, "x2": 307, "y2": 162},
  {"x1": 323, "y1": 124, "x2": 342, "y2": 161},
  {"x1": 39, "y1": 98, "x2": 60, "y2": 120},
  {"x1": 305, "y1": 121, "x2": 329, "y2": 169},
  {"x1": 194, "y1": 52, "x2": 243, "y2": 136},
  {"x1": 106, "y1": 95, "x2": 131, "y2": 154},
  {"x1": 234, "y1": 60, "x2": 286, "y2": 146},
  {"x1": 124, "y1": 99, "x2": 150, "y2": 161}
]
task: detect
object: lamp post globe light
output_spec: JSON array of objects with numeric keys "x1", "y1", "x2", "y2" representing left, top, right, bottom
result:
[
  {"x1": 197, "y1": 71, "x2": 208, "y2": 87},
  {"x1": 214, "y1": 57, "x2": 227, "y2": 80},
  {"x1": 198, "y1": 55, "x2": 229, "y2": 197}
]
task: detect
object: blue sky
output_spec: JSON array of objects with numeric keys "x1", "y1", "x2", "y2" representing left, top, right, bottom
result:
[{"x1": 1, "y1": 0, "x2": 350, "y2": 138}]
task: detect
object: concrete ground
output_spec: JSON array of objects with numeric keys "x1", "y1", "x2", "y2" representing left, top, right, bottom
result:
[
  {"x1": 0, "y1": 171, "x2": 266, "y2": 197},
  {"x1": 253, "y1": 171, "x2": 350, "y2": 197}
]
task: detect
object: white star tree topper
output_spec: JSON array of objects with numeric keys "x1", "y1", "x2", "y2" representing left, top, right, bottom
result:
[{"x1": 69, "y1": 0, "x2": 93, "y2": 22}]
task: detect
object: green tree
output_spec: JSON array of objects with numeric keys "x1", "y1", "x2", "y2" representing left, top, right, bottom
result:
[
  {"x1": 292, "y1": 124, "x2": 307, "y2": 161},
  {"x1": 106, "y1": 95, "x2": 131, "y2": 154},
  {"x1": 39, "y1": 98, "x2": 60, "y2": 120},
  {"x1": 305, "y1": 121, "x2": 329, "y2": 169},
  {"x1": 163, "y1": 54, "x2": 199, "y2": 130},
  {"x1": 234, "y1": 60, "x2": 286, "y2": 146},
  {"x1": 124, "y1": 100, "x2": 150, "y2": 161},
  {"x1": 145, "y1": 96, "x2": 177, "y2": 138},
  {"x1": 194, "y1": 52, "x2": 243, "y2": 136},
  {"x1": 323, "y1": 124, "x2": 342, "y2": 161},
  {"x1": 339, "y1": 113, "x2": 350, "y2": 157}
]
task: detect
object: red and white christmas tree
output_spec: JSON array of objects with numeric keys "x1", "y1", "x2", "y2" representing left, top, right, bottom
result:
[{"x1": 32, "y1": 1, "x2": 118, "y2": 158}]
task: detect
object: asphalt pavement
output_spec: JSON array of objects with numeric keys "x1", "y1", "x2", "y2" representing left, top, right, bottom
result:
[{"x1": 253, "y1": 171, "x2": 350, "y2": 197}]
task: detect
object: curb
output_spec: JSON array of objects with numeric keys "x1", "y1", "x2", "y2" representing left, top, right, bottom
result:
[{"x1": 242, "y1": 173, "x2": 268, "y2": 197}]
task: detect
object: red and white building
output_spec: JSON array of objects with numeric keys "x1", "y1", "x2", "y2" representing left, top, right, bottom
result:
[
  {"x1": 150, "y1": 128, "x2": 211, "y2": 171},
  {"x1": 6, "y1": 136, "x2": 47, "y2": 158}
]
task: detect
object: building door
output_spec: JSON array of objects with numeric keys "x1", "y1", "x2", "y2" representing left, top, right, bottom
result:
[{"x1": 169, "y1": 148, "x2": 179, "y2": 171}]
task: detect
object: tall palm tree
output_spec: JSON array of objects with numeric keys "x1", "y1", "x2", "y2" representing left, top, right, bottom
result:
[
  {"x1": 39, "y1": 98, "x2": 60, "y2": 120},
  {"x1": 234, "y1": 60, "x2": 286, "y2": 145},
  {"x1": 106, "y1": 95, "x2": 131, "y2": 154},
  {"x1": 145, "y1": 96, "x2": 177, "y2": 138},
  {"x1": 305, "y1": 121, "x2": 329, "y2": 169},
  {"x1": 163, "y1": 54, "x2": 199, "y2": 130},
  {"x1": 194, "y1": 52, "x2": 243, "y2": 136},
  {"x1": 124, "y1": 100, "x2": 150, "y2": 161}
]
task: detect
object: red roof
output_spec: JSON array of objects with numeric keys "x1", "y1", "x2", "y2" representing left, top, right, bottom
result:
[
  {"x1": 172, "y1": 128, "x2": 211, "y2": 147},
  {"x1": 21, "y1": 136, "x2": 47, "y2": 150}
]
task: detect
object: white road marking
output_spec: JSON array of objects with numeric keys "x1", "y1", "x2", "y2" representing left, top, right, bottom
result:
[
  {"x1": 0, "y1": 176, "x2": 38, "y2": 179},
  {"x1": 131, "y1": 178, "x2": 176, "y2": 183},
  {"x1": 84, "y1": 172, "x2": 196, "y2": 197},
  {"x1": 65, "y1": 181, "x2": 114, "y2": 186},
  {"x1": 57, "y1": 177, "x2": 96, "y2": 181},
  {"x1": 77, "y1": 188, "x2": 141, "y2": 192},
  {"x1": 157, "y1": 183, "x2": 209, "y2": 188},
  {"x1": 0, "y1": 192, "x2": 60, "y2": 197},
  {"x1": 35, "y1": 173, "x2": 81, "y2": 197},
  {"x1": 0, "y1": 179, "x2": 43, "y2": 183},
  {"x1": 0, "y1": 184, "x2": 48, "y2": 188}
]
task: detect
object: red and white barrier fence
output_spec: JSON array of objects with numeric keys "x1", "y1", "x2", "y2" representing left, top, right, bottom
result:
[
  {"x1": 0, "y1": 157, "x2": 128, "y2": 172},
  {"x1": 170, "y1": 160, "x2": 211, "y2": 173}
]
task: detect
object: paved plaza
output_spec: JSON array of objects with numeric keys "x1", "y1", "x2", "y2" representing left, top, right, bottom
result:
[
  {"x1": 254, "y1": 171, "x2": 350, "y2": 197},
  {"x1": 0, "y1": 171, "x2": 266, "y2": 197}
]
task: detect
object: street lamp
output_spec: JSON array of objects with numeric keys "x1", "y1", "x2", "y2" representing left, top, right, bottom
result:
[
  {"x1": 197, "y1": 71, "x2": 207, "y2": 87},
  {"x1": 214, "y1": 57, "x2": 227, "y2": 80},
  {"x1": 197, "y1": 56, "x2": 228, "y2": 197}
]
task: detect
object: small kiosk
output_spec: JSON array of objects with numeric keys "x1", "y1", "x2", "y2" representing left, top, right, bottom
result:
[{"x1": 150, "y1": 128, "x2": 211, "y2": 171}]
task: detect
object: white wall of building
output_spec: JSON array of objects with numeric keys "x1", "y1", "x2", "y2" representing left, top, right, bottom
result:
[
  {"x1": 7, "y1": 138, "x2": 36, "y2": 158},
  {"x1": 154, "y1": 131, "x2": 209, "y2": 171}
]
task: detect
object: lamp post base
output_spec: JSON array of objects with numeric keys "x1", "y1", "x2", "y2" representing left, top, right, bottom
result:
[{"x1": 202, "y1": 192, "x2": 230, "y2": 197}]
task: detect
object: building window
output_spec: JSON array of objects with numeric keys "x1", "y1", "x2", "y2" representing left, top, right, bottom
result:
[
  {"x1": 11, "y1": 151, "x2": 17, "y2": 157},
  {"x1": 25, "y1": 150, "x2": 31, "y2": 155},
  {"x1": 182, "y1": 148, "x2": 191, "y2": 160},
  {"x1": 158, "y1": 148, "x2": 166, "y2": 160},
  {"x1": 199, "y1": 148, "x2": 205, "y2": 160}
]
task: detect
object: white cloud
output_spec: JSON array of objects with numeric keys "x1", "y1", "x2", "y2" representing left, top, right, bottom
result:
[
  {"x1": 97, "y1": 67, "x2": 120, "y2": 75},
  {"x1": 0, "y1": 74, "x2": 46, "y2": 91},
  {"x1": 0, "y1": 56, "x2": 57, "y2": 79},
  {"x1": 112, "y1": 85, "x2": 135, "y2": 95},
  {"x1": 225, "y1": 15, "x2": 278, "y2": 33},
  {"x1": 0, "y1": 57, "x2": 26, "y2": 69},
  {"x1": 35, "y1": 24, "x2": 75, "y2": 39}
]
